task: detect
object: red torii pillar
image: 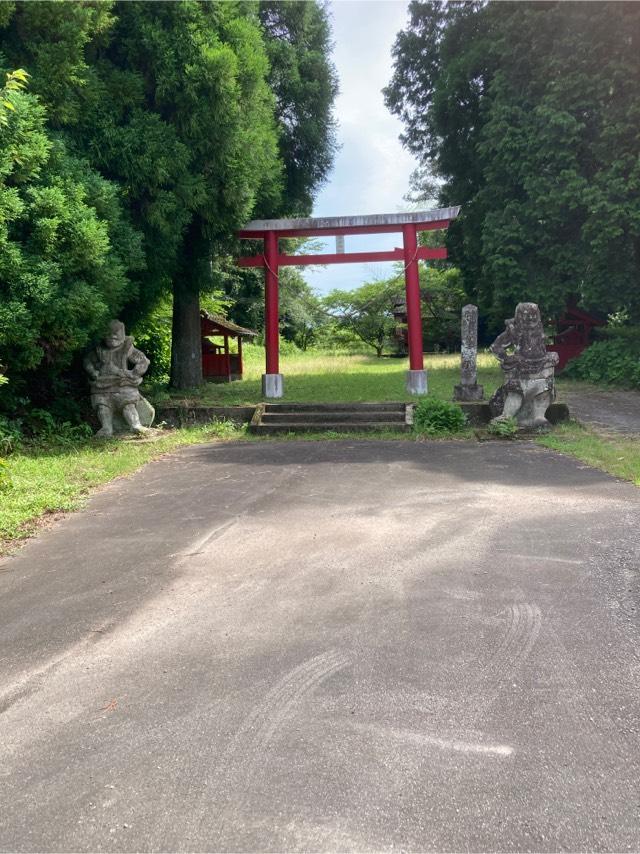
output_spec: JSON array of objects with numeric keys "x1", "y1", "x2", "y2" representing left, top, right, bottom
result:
[
  {"x1": 262, "y1": 230, "x2": 283, "y2": 398},
  {"x1": 402, "y1": 223, "x2": 427, "y2": 394}
]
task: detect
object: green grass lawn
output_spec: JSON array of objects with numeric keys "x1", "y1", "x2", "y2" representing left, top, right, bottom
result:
[{"x1": 157, "y1": 346, "x2": 504, "y2": 406}]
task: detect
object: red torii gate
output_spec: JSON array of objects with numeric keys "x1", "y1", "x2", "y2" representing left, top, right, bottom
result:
[{"x1": 237, "y1": 206, "x2": 461, "y2": 398}]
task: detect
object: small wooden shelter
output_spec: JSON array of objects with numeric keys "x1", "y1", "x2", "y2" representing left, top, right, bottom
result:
[{"x1": 200, "y1": 311, "x2": 257, "y2": 382}]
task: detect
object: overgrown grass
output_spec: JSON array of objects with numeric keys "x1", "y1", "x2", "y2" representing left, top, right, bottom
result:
[
  {"x1": 156, "y1": 347, "x2": 504, "y2": 406},
  {"x1": 0, "y1": 421, "x2": 245, "y2": 553},
  {"x1": 536, "y1": 422, "x2": 640, "y2": 486}
]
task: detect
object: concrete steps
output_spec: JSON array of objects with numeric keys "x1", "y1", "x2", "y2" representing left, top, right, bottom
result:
[{"x1": 250, "y1": 403, "x2": 411, "y2": 435}]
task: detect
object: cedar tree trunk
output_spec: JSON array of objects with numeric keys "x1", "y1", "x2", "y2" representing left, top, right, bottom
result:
[
  {"x1": 170, "y1": 282, "x2": 202, "y2": 389},
  {"x1": 170, "y1": 221, "x2": 205, "y2": 389}
]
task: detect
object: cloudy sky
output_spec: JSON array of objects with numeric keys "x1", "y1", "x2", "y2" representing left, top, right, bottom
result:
[{"x1": 304, "y1": 0, "x2": 419, "y2": 294}]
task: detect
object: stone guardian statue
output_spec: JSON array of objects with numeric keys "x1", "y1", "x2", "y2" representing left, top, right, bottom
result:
[
  {"x1": 84, "y1": 320, "x2": 155, "y2": 437},
  {"x1": 489, "y1": 302, "x2": 559, "y2": 429}
]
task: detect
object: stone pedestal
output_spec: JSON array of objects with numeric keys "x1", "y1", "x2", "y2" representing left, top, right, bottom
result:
[
  {"x1": 262, "y1": 373, "x2": 284, "y2": 399},
  {"x1": 406, "y1": 369, "x2": 427, "y2": 395},
  {"x1": 453, "y1": 382, "x2": 484, "y2": 401},
  {"x1": 453, "y1": 304, "x2": 484, "y2": 402}
]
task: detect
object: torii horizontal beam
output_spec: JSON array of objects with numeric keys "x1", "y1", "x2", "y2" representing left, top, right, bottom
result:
[
  {"x1": 237, "y1": 246, "x2": 448, "y2": 268},
  {"x1": 237, "y1": 207, "x2": 460, "y2": 240}
]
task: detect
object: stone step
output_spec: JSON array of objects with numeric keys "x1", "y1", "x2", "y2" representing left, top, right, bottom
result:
[
  {"x1": 253, "y1": 421, "x2": 410, "y2": 435},
  {"x1": 261, "y1": 410, "x2": 406, "y2": 423},
  {"x1": 263, "y1": 402, "x2": 405, "y2": 413}
]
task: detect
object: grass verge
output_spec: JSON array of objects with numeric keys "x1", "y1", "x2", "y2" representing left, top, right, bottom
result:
[
  {"x1": 0, "y1": 421, "x2": 245, "y2": 554},
  {"x1": 536, "y1": 421, "x2": 640, "y2": 486}
]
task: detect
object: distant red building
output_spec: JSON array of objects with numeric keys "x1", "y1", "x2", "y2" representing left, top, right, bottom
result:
[
  {"x1": 200, "y1": 312, "x2": 257, "y2": 382},
  {"x1": 547, "y1": 301, "x2": 604, "y2": 371}
]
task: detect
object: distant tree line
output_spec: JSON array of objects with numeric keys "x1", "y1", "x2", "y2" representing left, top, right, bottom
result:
[
  {"x1": 385, "y1": 1, "x2": 640, "y2": 332},
  {"x1": 0, "y1": 0, "x2": 337, "y2": 421}
]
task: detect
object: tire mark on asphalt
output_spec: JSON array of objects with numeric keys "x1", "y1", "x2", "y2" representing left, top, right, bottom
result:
[
  {"x1": 486, "y1": 603, "x2": 542, "y2": 681},
  {"x1": 185, "y1": 649, "x2": 351, "y2": 842},
  {"x1": 435, "y1": 601, "x2": 543, "y2": 749}
]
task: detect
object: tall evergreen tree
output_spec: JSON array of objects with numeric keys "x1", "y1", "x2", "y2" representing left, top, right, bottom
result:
[
  {"x1": 385, "y1": 1, "x2": 640, "y2": 327},
  {"x1": 0, "y1": 6, "x2": 143, "y2": 412},
  {"x1": 258, "y1": 0, "x2": 338, "y2": 216},
  {"x1": 1, "y1": 1, "x2": 338, "y2": 392},
  {"x1": 79, "y1": 2, "x2": 283, "y2": 388}
]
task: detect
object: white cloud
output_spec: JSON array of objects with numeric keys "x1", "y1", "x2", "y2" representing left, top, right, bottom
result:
[{"x1": 305, "y1": 0, "x2": 418, "y2": 293}]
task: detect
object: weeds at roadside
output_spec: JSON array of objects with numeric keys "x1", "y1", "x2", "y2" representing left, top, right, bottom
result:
[
  {"x1": 536, "y1": 421, "x2": 640, "y2": 486},
  {"x1": 486, "y1": 417, "x2": 518, "y2": 438}
]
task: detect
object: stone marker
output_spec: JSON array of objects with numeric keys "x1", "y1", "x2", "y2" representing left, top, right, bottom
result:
[
  {"x1": 489, "y1": 302, "x2": 559, "y2": 430},
  {"x1": 453, "y1": 304, "x2": 484, "y2": 401},
  {"x1": 84, "y1": 320, "x2": 155, "y2": 438}
]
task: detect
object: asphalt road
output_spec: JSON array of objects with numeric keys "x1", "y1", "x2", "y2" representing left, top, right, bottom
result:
[
  {"x1": 565, "y1": 386, "x2": 640, "y2": 435},
  {"x1": 1, "y1": 440, "x2": 640, "y2": 852}
]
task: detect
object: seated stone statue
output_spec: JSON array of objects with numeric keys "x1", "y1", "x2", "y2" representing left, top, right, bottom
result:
[
  {"x1": 84, "y1": 320, "x2": 155, "y2": 437},
  {"x1": 489, "y1": 302, "x2": 559, "y2": 430}
]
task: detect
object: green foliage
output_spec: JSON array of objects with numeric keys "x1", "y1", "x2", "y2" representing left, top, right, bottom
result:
[
  {"x1": 386, "y1": 2, "x2": 640, "y2": 327},
  {"x1": 0, "y1": 407, "x2": 94, "y2": 452},
  {"x1": 205, "y1": 417, "x2": 245, "y2": 440},
  {"x1": 563, "y1": 339, "x2": 640, "y2": 388},
  {"x1": 487, "y1": 416, "x2": 518, "y2": 438},
  {"x1": 0, "y1": 2, "x2": 115, "y2": 125},
  {"x1": 413, "y1": 396, "x2": 467, "y2": 436},
  {"x1": 0, "y1": 414, "x2": 21, "y2": 454},
  {"x1": 312, "y1": 322, "x2": 370, "y2": 354},
  {"x1": 0, "y1": 68, "x2": 143, "y2": 412},
  {"x1": 0, "y1": 67, "x2": 28, "y2": 126},
  {"x1": 420, "y1": 265, "x2": 466, "y2": 351},
  {"x1": 279, "y1": 267, "x2": 326, "y2": 350},
  {"x1": 258, "y1": 1, "x2": 338, "y2": 216},
  {"x1": 324, "y1": 280, "x2": 400, "y2": 357},
  {"x1": 21, "y1": 408, "x2": 93, "y2": 445},
  {"x1": 132, "y1": 298, "x2": 173, "y2": 385},
  {"x1": 0, "y1": 456, "x2": 10, "y2": 491},
  {"x1": 0, "y1": 0, "x2": 338, "y2": 404}
]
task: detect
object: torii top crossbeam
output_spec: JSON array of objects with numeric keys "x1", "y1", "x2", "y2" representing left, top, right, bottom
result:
[{"x1": 236, "y1": 206, "x2": 461, "y2": 398}]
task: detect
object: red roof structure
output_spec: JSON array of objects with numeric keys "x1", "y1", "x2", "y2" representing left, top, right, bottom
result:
[
  {"x1": 200, "y1": 312, "x2": 257, "y2": 382},
  {"x1": 547, "y1": 300, "x2": 605, "y2": 371}
]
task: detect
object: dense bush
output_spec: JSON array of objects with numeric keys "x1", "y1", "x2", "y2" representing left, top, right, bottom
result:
[
  {"x1": 132, "y1": 299, "x2": 172, "y2": 385},
  {"x1": 413, "y1": 397, "x2": 468, "y2": 436},
  {"x1": 0, "y1": 73, "x2": 143, "y2": 415},
  {"x1": 564, "y1": 339, "x2": 640, "y2": 388}
]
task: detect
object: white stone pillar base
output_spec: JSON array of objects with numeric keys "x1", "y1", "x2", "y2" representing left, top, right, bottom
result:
[
  {"x1": 406, "y1": 369, "x2": 428, "y2": 395},
  {"x1": 262, "y1": 373, "x2": 284, "y2": 398}
]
